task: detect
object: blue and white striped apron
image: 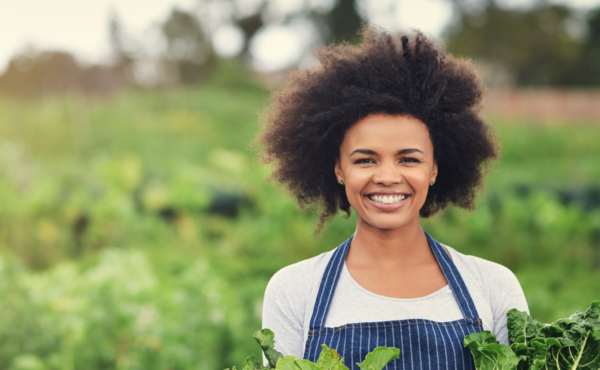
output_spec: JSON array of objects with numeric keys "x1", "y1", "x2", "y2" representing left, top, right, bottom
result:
[{"x1": 303, "y1": 231, "x2": 482, "y2": 370}]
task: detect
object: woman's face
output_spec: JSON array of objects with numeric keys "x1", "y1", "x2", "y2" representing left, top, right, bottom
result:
[{"x1": 335, "y1": 114, "x2": 438, "y2": 231}]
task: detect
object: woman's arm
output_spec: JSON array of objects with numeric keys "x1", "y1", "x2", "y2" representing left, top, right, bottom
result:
[
  {"x1": 481, "y1": 261, "x2": 529, "y2": 346},
  {"x1": 262, "y1": 261, "x2": 314, "y2": 359}
]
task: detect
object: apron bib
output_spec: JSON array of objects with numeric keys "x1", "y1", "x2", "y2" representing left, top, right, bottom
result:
[{"x1": 303, "y1": 231, "x2": 482, "y2": 370}]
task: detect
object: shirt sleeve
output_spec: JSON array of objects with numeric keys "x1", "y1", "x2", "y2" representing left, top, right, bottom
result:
[
  {"x1": 479, "y1": 260, "x2": 529, "y2": 346},
  {"x1": 262, "y1": 260, "x2": 313, "y2": 361}
]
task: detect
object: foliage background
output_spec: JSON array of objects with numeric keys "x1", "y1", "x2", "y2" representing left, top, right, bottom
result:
[
  {"x1": 0, "y1": 64, "x2": 599, "y2": 369},
  {"x1": 1, "y1": 1, "x2": 600, "y2": 369}
]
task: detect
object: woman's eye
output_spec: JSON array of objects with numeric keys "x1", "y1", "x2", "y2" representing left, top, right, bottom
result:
[
  {"x1": 400, "y1": 157, "x2": 420, "y2": 163},
  {"x1": 355, "y1": 158, "x2": 375, "y2": 164}
]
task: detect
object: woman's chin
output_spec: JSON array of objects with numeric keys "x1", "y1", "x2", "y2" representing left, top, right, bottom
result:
[{"x1": 358, "y1": 214, "x2": 417, "y2": 231}]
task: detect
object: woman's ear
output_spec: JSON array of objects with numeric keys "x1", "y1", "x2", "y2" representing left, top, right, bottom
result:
[
  {"x1": 334, "y1": 158, "x2": 344, "y2": 184},
  {"x1": 430, "y1": 159, "x2": 438, "y2": 184}
]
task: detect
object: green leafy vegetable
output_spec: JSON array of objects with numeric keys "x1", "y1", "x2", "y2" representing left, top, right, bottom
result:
[
  {"x1": 276, "y1": 356, "x2": 306, "y2": 370},
  {"x1": 271, "y1": 345, "x2": 398, "y2": 370},
  {"x1": 315, "y1": 345, "x2": 346, "y2": 370},
  {"x1": 506, "y1": 308, "x2": 547, "y2": 369},
  {"x1": 226, "y1": 330, "x2": 399, "y2": 370},
  {"x1": 243, "y1": 354, "x2": 263, "y2": 370},
  {"x1": 526, "y1": 337, "x2": 562, "y2": 370},
  {"x1": 507, "y1": 300, "x2": 600, "y2": 370},
  {"x1": 464, "y1": 331, "x2": 520, "y2": 370},
  {"x1": 465, "y1": 301, "x2": 600, "y2": 370},
  {"x1": 538, "y1": 301, "x2": 600, "y2": 370},
  {"x1": 254, "y1": 329, "x2": 285, "y2": 368},
  {"x1": 356, "y1": 347, "x2": 400, "y2": 370},
  {"x1": 507, "y1": 307, "x2": 545, "y2": 348},
  {"x1": 274, "y1": 345, "x2": 350, "y2": 370}
]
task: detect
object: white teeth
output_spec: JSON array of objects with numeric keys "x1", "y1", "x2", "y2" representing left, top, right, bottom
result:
[{"x1": 370, "y1": 195, "x2": 407, "y2": 204}]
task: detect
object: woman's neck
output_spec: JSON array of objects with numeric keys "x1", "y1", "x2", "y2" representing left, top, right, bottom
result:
[{"x1": 348, "y1": 216, "x2": 432, "y2": 267}]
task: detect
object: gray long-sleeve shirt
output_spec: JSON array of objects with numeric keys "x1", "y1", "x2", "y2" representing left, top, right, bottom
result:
[{"x1": 262, "y1": 243, "x2": 529, "y2": 359}]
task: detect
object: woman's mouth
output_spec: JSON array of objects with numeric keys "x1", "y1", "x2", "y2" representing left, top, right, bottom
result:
[
  {"x1": 368, "y1": 194, "x2": 406, "y2": 204},
  {"x1": 365, "y1": 194, "x2": 410, "y2": 211}
]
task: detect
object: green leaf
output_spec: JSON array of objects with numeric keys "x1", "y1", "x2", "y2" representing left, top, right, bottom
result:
[
  {"x1": 330, "y1": 363, "x2": 349, "y2": 370},
  {"x1": 315, "y1": 345, "x2": 346, "y2": 370},
  {"x1": 275, "y1": 356, "x2": 301, "y2": 370},
  {"x1": 506, "y1": 301, "x2": 600, "y2": 370},
  {"x1": 243, "y1": 354, "x2": 263, "y2": 370},
  {"x1": 356, "y1": 347, "x2": 400, "y2": 370},
  {"x1": 274, "y1": 347, "x2": 350, "y2": 370},
  {"x1": 464, "y1": 331, "x2": 520, "y2": 370},
  {"x1": 585, "y1": 300, "x2": 600, "y2": 320},
  {"x1": 294, "y1": 359, "x2": 325, "y2": 370},
  {"x1": 537, "y1": 301, "x2": 600, "y2": 370},
  {"x1": 507, "y1": 308, "x2": 544, "y2": 347},
  {"x1": 509, "y1": 342, "x2": 529, "y2": 363},
  {"x1": 255, "y1": 331, "x2": 396, "y2": 370},
  {"x1": 254, "y1": 329, "x2": 284, "y2": 369},
  {"x1": 526, "y1": 338, "x2": 562, "y2": 370}
]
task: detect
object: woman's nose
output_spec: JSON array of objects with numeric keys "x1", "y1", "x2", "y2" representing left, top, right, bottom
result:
[{"x1": 373, "y1": 162, "x2": 402, "y2": 185}]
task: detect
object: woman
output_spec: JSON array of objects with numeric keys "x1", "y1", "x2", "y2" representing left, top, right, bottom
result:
[{"x1": 258, "y1": 27, "x2": 528, "y2": 370}]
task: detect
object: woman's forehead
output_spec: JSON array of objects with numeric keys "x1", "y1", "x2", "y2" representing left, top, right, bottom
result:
[{"x1": 341, "y1": 114, "x2": 433, "y2": 153}]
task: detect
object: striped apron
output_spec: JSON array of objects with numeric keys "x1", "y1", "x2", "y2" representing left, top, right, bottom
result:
[{"x1": 303, "y1": 231, "x2": 482, "y2": 370}]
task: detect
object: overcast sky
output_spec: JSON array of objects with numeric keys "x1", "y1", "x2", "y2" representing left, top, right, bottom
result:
[{"x1": 1, "y1": 0, "x2": 599, "y2": 73}]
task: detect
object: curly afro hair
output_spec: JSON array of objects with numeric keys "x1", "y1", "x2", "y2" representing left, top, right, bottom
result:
[{"x1": 259, "y1": 26, "x2": 498, "y2": 232}]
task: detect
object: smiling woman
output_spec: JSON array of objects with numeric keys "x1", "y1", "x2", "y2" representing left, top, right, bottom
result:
[
  {"x1": 335, "y1": 115, "x2": 438, "y2": 232},
  {"x1": 257, "y1": 27, "x2": 528, "y2": 370}
]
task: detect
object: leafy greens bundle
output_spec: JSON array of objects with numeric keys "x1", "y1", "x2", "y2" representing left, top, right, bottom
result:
[
  {"x1": 234, "y1": 301, "x2": 599, "y2": 370},
  {"x1": 226, "y1": 329, "x2": 400, "y2": 370},
  {"x1": 464, "y1": 301, "x2": 600, "y2": 370}
]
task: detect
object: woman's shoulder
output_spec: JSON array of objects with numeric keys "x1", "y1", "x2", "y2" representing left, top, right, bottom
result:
[
  {"x1": 262, "y1": 248, "x2": 338, "y2": 338},
  {"x1": 444, "y1": 245, "x2": 520, "y2": 287},
  {"x1": 265, "y1": 249, "x2": 335, "y2": 300},
  {"x1": 444, "y1": 244, "x2": 529, "y2": 313},
  {"x1": 442, "y1": 244, "x2": 529, "y2": 345}
]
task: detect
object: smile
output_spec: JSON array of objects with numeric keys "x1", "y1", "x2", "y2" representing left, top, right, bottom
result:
[
  {"x1": 364, "y1": 193, "x2": 410, "y2": 211},
  {"x1": 367, "y1": 194, "x2": 407, "y2": 204}
]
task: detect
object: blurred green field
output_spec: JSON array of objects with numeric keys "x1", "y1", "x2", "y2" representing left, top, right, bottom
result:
[{"x1": 0, "y1": 69, "x2": 599, "y2": 370}]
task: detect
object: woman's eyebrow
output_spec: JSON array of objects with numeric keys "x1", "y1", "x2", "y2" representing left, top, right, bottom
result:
[
  {"x1": 349, "y1": 148, "x2": 424, "y2": 156},
  {"x1": 397, "y1": 148, "x2": 423, "y2": 155},
  {"x1": 349, "y1": 149, "x2": 377, "y2": 156}
]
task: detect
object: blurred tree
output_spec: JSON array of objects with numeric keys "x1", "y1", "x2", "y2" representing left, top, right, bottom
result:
[
  {"x1": 0, "y1": 49, "x2": 132, "y2": 96},
  {"x1": 109, "y1": 10, "x2": 129, "y2": 61},
  {"x1": 299, "y1": 0, "x2": 364, "y2": 46},
  {"x1": 108, "y1": 9, "x2": 135, "y2": 86},
  {"x1": 445, "y1": 2, "x2": 583, "y2": 86},
  {"x1": 161, "y1": 7, "x2": 215, "y2": 85},
  {"x1": 573, "y1": 6, "x2": 600, "y2": 86},
  {"x1": 192, "y1": 0, "x2": 365, "y2": 70},
  {"x1": 0, "y1": 11, "x2": 142, "y2": 96},
  {"x1": 233, "y1": 1, "x2": 267, "y2": 62},
  {"x1": 323, "y1": 0, "x2": 364, "y2": 44},
  {"x1": 0, "y1": 50, "x2": 83, "y2": 96}
]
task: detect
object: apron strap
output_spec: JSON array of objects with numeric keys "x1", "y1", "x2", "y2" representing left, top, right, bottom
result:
[
  {"x1": 308, "y1": 231, "x2": 480, "y2": 330},
  {"x1": 424, "y1": 231, "x2": 480, "y2": 320},
  {"x1": 308, "y1": 235, "x2": 353, "y2": 330}
]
